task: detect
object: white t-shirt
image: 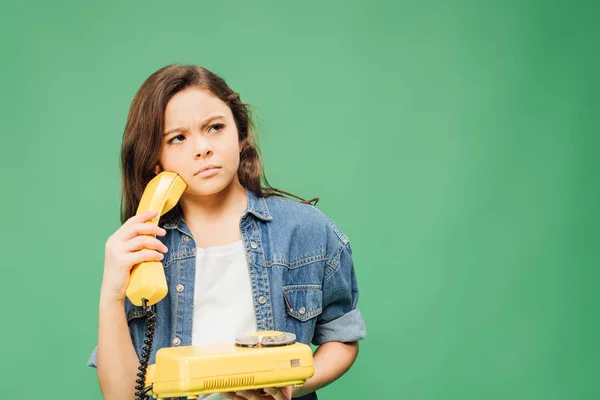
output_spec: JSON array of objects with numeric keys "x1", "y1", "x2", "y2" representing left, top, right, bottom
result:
[
  {"x1": 192, "y1": 240, "x2": 258, "y2": 399},
  {"x1": 192, "y1": 239, "x2": 257, "y2": 343}
]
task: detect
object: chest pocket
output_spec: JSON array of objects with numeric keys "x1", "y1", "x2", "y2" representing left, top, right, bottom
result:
[{"x1": 282, "y1": 284, "x2": 323, "y2": 322}]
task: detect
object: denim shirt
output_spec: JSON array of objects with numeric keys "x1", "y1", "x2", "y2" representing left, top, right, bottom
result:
[{"x1": 87, "y1": 190, "x2": 366, "y2": 399}]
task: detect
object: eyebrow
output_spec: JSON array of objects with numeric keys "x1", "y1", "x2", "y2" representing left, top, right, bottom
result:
[{"x1": 163, "y1": 114, "x2": 225, "y2": 136}]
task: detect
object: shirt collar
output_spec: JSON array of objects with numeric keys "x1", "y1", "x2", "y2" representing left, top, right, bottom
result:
[
  {"x1": 245, "y1": 189, "x2": 273, "y2": 222},
  {"x1": 163, "y1": 188, "x2": 272, "y2": 231}
]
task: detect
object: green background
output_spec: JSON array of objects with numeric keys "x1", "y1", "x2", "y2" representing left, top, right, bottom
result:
[{"x1": 1, "y1": 0, "x2": 598, "y2": 399}]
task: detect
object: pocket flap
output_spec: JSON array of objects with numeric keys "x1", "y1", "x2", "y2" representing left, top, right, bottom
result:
[
  {"x1": 282, "y1": 284, "x2": 323, "y2": 322},
  {"x1": 125, "y1": 298, "x2": 148, "y2": 322}
]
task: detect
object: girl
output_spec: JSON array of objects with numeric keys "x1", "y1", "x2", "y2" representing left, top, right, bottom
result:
[{"x1": 87, "y1": 64, "x2": 366, "y2": 400}]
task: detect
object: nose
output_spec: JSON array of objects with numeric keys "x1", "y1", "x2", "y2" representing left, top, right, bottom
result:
[{"x1": 193, "y1": 135, "x2": 213, "y2": 159}]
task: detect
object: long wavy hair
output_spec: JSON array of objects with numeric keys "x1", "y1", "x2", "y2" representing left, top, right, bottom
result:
[{"x1": 120, "y1": 64, "x2": 317, "y2": 224}]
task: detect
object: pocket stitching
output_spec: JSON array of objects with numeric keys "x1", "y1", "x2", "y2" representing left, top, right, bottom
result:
[
  {"x1": 283, "y1": 286, "x2": 323, "y2": 322},
  {"x1": 269, "y1": 253, "x2": 327, "y2": 270},
  {"x1": 126, "y1": 310, "x2": 146, "y2": 322}
]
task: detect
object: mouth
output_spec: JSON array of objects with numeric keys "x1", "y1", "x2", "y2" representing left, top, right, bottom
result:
[{"x1": 194, "y1": 165, "x2": 221, "y2": 176}]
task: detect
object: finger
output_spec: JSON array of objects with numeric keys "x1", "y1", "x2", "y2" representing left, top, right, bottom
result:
[
  {"x1": 119, "y1": 222, "x2": 167, "y2": 241},
  {"x1": 128, "y1": 210, "x2": 159, "y2": 224},
  {"x1": 222, "y1": 393, "x2": 247, "y2": 400},
  {"x1": 263, "y1": 387, "x2": 283, "y2": 399},
  {"x1": 116, "y1": 212, "x2": 156, "y2": 236},
  {"x1": 236, "y1": 391, "x2": 264, "y2": 400},
  {"x1": 123, "y1": 236, "x2": 169, "y2": 253},
  {"x1": 126, "y1": 249, "x2": 164, "y2": 266},
  {"x1": 267, "y1": 386, "x2": 293, "y2": 400},
  {"x1": 112, "y1": 210, "x2": 160, "y2": 240}
]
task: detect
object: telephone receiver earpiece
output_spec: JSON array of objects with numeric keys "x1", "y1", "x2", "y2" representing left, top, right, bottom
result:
[{"x1": 126, "y1": 171, "x2": 187, "y2": 306}]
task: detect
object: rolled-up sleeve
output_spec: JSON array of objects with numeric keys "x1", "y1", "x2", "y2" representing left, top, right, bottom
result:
[
  {"x1": 87, "y1": 345, "x2": 98, "y2": 368},
  {"x1": 313, "y1": 241, "x2": 366, "y2": 345}
]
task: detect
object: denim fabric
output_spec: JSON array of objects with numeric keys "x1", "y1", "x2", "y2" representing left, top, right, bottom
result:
[{"x1": 87, "y1": 190, "x2": 366, "y2": 399}]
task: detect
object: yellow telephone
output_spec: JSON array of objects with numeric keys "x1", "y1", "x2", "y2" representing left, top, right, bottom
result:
[
  {"x1": 127, "y1": 172, "x2": 315, "y2": 400},
  {"x1": 126, "y1": 171, "x2": 186, "y2": 307}
]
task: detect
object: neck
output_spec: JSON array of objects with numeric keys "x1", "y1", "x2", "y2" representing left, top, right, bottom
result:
[{"x1": 179, "y1": 178, "x2": 248, "y2": 224}]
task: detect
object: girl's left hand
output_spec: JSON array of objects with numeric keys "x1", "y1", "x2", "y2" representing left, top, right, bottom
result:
[{"x1": 221, "y1": 386, "x2": 293, "y2": 400}]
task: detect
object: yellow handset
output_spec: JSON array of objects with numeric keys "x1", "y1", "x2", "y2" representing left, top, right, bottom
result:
[{"x1": 126, "y1": 171, "x2": 186, "y2": 307}]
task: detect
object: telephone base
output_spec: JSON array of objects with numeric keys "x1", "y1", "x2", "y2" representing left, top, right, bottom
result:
[
  {"x1": 153, "y1": 379, "x2": 307, "y2": 399},
  {"x1": 144, "y1": 336, "x2": 314, "y2": 399}
]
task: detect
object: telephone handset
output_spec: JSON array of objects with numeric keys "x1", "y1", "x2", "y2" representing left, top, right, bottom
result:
[
  {"x1": 127, "y1": 172, "x2": 314, "y2": 400},
  {"x1": 126, "y1": 171, "x2": 186, "y2": 307}
]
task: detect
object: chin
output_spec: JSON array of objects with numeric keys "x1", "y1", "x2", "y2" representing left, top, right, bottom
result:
[{"x1": 185, "y1": 176, "x2": 235, "y2": 197}]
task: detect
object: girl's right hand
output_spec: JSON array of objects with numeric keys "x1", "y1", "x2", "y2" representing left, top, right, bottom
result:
[{"x1": 100, "y1": 210, "x2": 169, "y2": 303}]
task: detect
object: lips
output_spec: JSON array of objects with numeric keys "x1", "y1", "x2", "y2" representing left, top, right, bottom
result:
[{"x1": 194, "y1": 165, "x2": 221, "y2": 176}]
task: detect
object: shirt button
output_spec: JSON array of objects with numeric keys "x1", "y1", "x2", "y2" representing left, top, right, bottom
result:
[
  {"x1": 182, "y1": 236, "x2": 191, "y2": 243},
  {"x1": 176, "y1": 284, "x2": 184, "y2": 292},
  {"x1": 258, "y1": 296, "x2": 267, "y2": 304},
  {"x1": 299, "y1": 307, "x2": 306, "y2": 315},
  {"x1": 172, "y1": 337, "x2": 181, "y2": 346},
  {"x1": 250, "y1": 241, "x2": 258, "y2": 249}
]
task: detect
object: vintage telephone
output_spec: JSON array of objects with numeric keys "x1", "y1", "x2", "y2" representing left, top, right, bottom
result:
[{"x1": 127, "y1": 171, "x2": 314, "y2": 400}]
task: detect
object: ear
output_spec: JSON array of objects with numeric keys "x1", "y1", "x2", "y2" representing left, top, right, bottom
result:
[{"x1": 154, "y1": 164, "x2": 162, "y2": 175}]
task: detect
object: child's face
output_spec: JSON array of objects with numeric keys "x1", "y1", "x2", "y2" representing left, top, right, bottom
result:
[{"x1": 158, "y1": 87, "x2": 242, "y2": 197}]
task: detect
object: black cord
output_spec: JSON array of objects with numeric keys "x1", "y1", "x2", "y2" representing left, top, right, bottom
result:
[{"x1": 135, "y1": 299, "x2": 156, "y2": 400}]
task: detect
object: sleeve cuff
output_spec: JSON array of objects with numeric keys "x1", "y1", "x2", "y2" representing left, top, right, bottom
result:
[
  {"x1": 87, "y1": 345, "x2": 98, "y2": 368},
  {"x1": 312, "y1": 307, "x2": 366, "y2": 345}
]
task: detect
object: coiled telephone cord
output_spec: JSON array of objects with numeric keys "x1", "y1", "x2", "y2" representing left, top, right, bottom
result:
[{"x1": 135, "y1": 299, "x2": 156, "y2": 400}]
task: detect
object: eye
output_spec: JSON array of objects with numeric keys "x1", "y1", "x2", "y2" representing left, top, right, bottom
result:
[
  {"x1": 168, "y1": 134, "x2": 186, "y2": 144},
  {"x1": 208, "y1": 123, "x2": 224, "y2": 134}
]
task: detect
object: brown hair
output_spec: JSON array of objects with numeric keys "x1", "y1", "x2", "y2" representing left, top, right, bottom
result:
[{"x1": 120, "y1": 64, "x2": 317, "y2": 224}]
